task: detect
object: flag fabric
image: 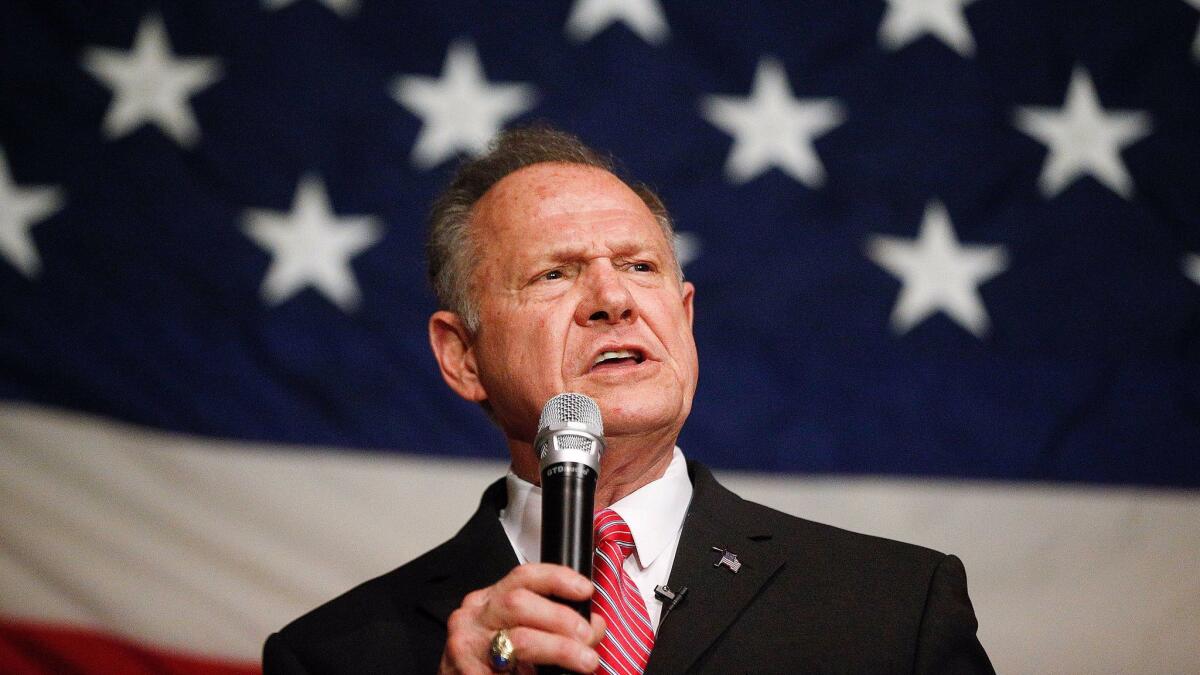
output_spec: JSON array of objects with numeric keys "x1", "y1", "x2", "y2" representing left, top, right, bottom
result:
[{"x1": 1, "y1": 1, "x2": 1198, "y2": 672}]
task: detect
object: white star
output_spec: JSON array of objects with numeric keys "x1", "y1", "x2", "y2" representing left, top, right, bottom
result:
[
  {"x1": 391, "y1": 40, "x2": 537, "y2": 170},
  {"x1": 1014, "y1": 67, "x2": 1152, "y2": 200},
  {"x1": 674, "y1": 231, "x2": 701, "y2": 268},
  {"x1": 879, "y1": 0, "x2": 978, "y2": 57},
  {"x1": 1184, "y1": 254, "x2": 1200, "y2": 286},
  {"x1": 262, "y1": 0, "x2": 359, "y2": 18},
  {"x1": 81, "y1": 14, "x2": 222, "y2": 148},
  {"x1": 700, "y1": 57, "x2": 845, "y2": 187},
  {"x1": 243, "y1": 176, "x2": 383, "y2": 312},
  {"x1": 1187, "y1": 0, "x2": 1200, "y2": 61},
  {"x1": 0, "y1": 149, "x2": 64, "y2": 279},
  {"x1": 865, "y1": 200, "x2": 1008, "y2": 338},
  {"x1": 565, "y1": 0, "x2": 669, "y2": 45}
]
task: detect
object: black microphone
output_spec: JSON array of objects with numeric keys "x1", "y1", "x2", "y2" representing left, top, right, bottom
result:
[
  {"x1": 536, "y1": 393, "x2": 604, "y2": 675},
  {"x1": 536, "y1": 392, "x2": 605, "y2": 621},
  {"x1": 654, "y1": 584, "x2": 688, "y2": 625}
]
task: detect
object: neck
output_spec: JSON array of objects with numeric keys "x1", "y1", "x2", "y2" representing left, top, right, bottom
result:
[{"x1": 507, "y1": 430, "x2": 677, "y2": 510}]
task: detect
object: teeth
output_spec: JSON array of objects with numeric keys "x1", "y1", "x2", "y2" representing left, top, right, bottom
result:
[{"x1": 594, "y1": 349, "x2": 636, "y2": 365}]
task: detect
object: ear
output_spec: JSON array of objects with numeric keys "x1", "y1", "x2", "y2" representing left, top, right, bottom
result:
[
  {"x1": 681, "y1": 281, "x2": 696, "y2": 328},
  {"x1": 428, "y1": 310, "x2": 488, "y2": 403}
]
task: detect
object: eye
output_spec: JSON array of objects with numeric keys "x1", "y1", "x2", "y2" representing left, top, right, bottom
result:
[
  {"x1": 542, "y1": 269, "x2": 564, "y2": 281},
  {"x1": 630, "y1": 262, "x2": 654, "y2": 273}
]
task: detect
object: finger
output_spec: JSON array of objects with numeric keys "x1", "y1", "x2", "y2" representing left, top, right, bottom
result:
[
  {"x1": 587, "y1": 612, "x2": 607, "y2": 646},
  {"x1": 481, "y1": 587, "x2": 595, "y2": 642},
  {"x1": 461, "y1": 588, "x2": 488, "y2": 610},
  {"x1": 439, "y1": 617, "x2": 488, "y2": 675},
  {"x1": 507, "y1": 626, "x2": 600, "y2": 674},
  {"x1": 498, "y1": 564, "x2": 593, "y2": 600}
]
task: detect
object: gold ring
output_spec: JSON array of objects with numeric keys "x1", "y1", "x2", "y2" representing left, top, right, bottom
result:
[{"x1": 488, "y1": 628, "x2": 516, "y2": 672}]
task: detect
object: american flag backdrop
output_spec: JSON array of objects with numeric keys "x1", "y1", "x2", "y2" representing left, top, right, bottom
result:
[{"x1": 2, "y1": 0, "x2": 1199, "y2": 672}]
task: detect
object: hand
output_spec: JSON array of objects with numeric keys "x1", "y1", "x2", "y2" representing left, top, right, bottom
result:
[{"x1": 438, "y1": 563, "x2": 607, "y2": 674}]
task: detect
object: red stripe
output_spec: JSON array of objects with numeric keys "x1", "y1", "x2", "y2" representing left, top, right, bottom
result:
[
  {"x1": 0, "y1": 619, "x2": 259, "y2": 675},
  {"x1": 593, "y1": 552, "x2": 642, "y2": 646},
  {"x1": 592, "y1": 600, "x2": 643, "y2": 663},
  {"x1": 591, "y1": 509, "x2": 652, "y2": 673},
  {"x1": 596, "y1": 546, "x2": 653, "y2": 646}
]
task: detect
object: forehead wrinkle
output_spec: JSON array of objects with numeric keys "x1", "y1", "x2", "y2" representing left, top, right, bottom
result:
[{"x1": 537, "y1": 237, "x2": 657, "y2": 263}]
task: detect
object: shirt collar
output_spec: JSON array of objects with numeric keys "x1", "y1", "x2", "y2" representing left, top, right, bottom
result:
[
  {"x1": 608, "y1": 448, "x2": 692, "y2": 570},
  {"x1": 500, "y1": 447, "x2": 692, "y2": 569}
]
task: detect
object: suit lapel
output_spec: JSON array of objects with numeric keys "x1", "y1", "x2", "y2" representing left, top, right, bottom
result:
[
  {"x1": 645, "y1": 462, "x2": 785, "y2": 674},
  {"x1": 416, "y1": 478, "x2": 520, "y2": 624},
  {"x1": 411, "y1": 464, "x2": 786, "y2": 672}
]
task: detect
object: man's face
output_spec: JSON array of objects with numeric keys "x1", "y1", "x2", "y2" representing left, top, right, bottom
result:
[{"x1": 465, "y1": 163, "x2": 698, "y2": 444}]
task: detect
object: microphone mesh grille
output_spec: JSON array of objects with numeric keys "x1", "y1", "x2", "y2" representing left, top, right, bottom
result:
[{"x1": 538, "y1": 392, "x2": 603, "y2": 437}]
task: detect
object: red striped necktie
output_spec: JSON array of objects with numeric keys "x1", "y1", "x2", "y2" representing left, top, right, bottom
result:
[{"x1": 591, "y1": 508, "x2": 654, "y2": 675}]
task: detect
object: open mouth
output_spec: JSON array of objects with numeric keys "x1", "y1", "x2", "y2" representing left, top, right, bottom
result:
[{"x1": 590, "y1": 348, "x2": 646, "y2": 371}]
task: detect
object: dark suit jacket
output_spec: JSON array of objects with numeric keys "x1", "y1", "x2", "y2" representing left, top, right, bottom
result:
[{"x1": 264, "y1": 461, "x2": 993, "y2": 674}]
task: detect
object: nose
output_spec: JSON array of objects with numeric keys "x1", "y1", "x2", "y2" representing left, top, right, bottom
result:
[{"x1": 574, "y1": 263, "x2": 639, "y2": 326}]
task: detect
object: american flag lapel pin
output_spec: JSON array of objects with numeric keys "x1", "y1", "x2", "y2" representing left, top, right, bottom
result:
[{"x1": 710, "y1": 546, "x2": 742, "y2": 573}]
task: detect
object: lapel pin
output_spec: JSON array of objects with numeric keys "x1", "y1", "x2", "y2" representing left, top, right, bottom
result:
[{"x1": 710, "y1": 546, "x2": 742, "y2": 573}]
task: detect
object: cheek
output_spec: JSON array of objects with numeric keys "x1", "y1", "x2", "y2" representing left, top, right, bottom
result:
[
  {"x1": 484, "y1": 299, "x2": 575, "y2": 383},
  {"x1": 652, "y1": 300, "x2": 698, "y2": 374},
  {"x1": 505, "y1": 309, "x2": 568, "y2": 370},
  {"x1": 643, "y1": 296, "x2": 689, "y2": 339}
]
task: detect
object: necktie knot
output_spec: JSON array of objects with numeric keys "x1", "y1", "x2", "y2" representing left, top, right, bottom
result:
[{"x1": 593, "y1": 508, "x2": 636, "y2": 559}]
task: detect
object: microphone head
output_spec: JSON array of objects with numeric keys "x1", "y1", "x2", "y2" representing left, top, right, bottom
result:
[
  {"x1": 536, "y1": 393, "x2": 605, "y2": 471},
  {"x1": 538, "y1": 392, "x2": 603, "y2": 437}
]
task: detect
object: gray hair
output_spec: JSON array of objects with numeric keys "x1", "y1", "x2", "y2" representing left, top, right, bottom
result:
[{"x1": 426, "y1": 125, "x2": 679, "y2": 333}]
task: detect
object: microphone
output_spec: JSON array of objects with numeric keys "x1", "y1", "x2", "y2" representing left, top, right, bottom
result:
[
  {"x1": 654, "y1": 584, "x2": 688, "y2": 625},
  {"x1": 536, "y1": 392, "x2": 605, "y2": 621}
]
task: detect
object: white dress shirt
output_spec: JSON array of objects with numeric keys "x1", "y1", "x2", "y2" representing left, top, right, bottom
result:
[{"x1": 498, "y1": 447, "x2": 693, "y2": 633}]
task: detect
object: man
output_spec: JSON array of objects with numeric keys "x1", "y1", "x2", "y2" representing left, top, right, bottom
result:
[{"x1": 263, "y1": 127, "x2": 993, "y2": 674}]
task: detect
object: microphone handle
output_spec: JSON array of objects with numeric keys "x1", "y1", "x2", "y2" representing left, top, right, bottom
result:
[
  {"x1": 540, "y1": 460, "x2": 596, "y2": 617},
  {"x1": 538, "y1": 461, "x2": 596, "y2": 675}
]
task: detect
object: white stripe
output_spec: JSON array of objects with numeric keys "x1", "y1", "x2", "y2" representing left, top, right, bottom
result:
[
  {"x1": 594, "y1": 543, "x2": 654, "y2": 639},
  {"x1": 1, "y1": 402, "x2": 1197, "y2": 673},
  {"x1": 593, "y1": 559, "x2": 642, "y2": 642},
  {"x1": 611, "y1": 569, "x2": 654, "y2": 637},
  {"x1": 0, "y1": 402, "x2": 500, "y2": 660},
  {"x1": 594, "y1": 518, "x2": 624, "y2": 539},
  {"x1": 716, "y1": 469, "x2": 1200, "y2": 674},
  {"x1": 595, "y1": 656, "x2": 620, "y2": 675},
  {"x1": 597, "y1": 550, "x2": 652, "y2": 644},
  {"x1": 592, "y1": 580, "x2": 648, "y2": 662},
  {"x1": 592, "y1": 598, "x2": 639, "y2": 670}
]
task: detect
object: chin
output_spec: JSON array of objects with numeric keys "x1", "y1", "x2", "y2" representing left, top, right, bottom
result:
[{"x1": 592, "y1": 398, "x2": 684, "y2": 437}]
